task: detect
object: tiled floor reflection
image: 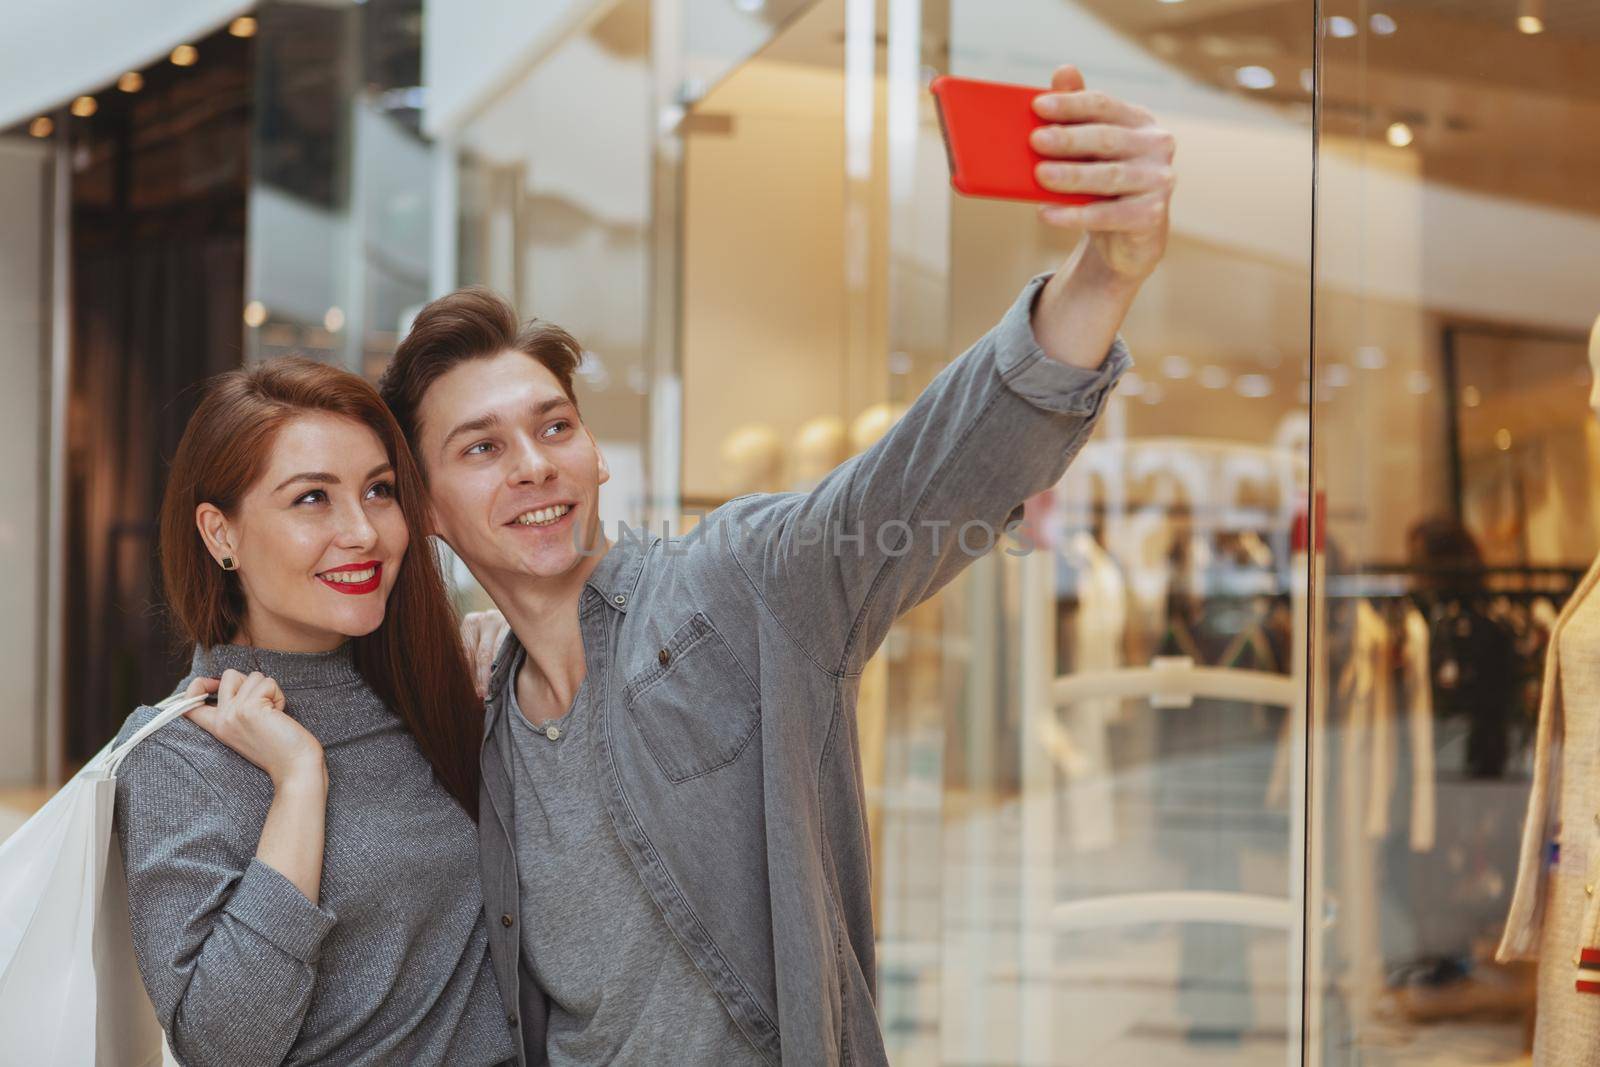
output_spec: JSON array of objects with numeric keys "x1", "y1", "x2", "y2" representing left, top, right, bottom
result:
[{"x1": 873, "y1": 755, "x2": 1534, "y2": 1066}]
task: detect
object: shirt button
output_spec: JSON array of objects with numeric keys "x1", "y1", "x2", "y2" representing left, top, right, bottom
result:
[
  {"x1": 614, "y1": 593, "x2": 627, "y2": 606},
  {"x1": 507, "y1": 1013, "x2": 519, "y2": 1028},
  {"x1": 658, "y1": 648, "x2": 670, "y2": 666},
  {"x1": 501, "y1": 914, "x2": 515, "y2": 927},
  {"x1": 545, "y1": 724, "x2": 561, "y2": 741}
]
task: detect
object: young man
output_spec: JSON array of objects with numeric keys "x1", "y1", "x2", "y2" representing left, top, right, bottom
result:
[{"x1": 380, "y1": 66, "x2": 1173, "y2": 1066}]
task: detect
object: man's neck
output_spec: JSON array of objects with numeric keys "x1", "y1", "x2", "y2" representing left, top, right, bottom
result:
[{"x1": 478, "y1": 535, "x2": 612, "y2": 721}]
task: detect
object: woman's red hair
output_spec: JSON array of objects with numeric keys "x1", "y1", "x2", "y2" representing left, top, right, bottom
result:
[{"x1": 159, "y1": 356, "x2": 482, "y2": 818}]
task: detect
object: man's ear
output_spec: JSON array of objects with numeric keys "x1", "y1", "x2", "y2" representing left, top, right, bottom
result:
[
  {"x1": 195, "y1": 502, "x2": 235, "y2": 565},
  {"x1": 591, "y1": 427, "x2": 611, "y2": 487},
  {"x1": 423, "y1": 495, "x2": 447, "y2": 543}
]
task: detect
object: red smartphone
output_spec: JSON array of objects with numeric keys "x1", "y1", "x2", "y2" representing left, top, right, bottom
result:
[{"x1": 929, "y1": 75, "x2": 1102, "y2": 207}]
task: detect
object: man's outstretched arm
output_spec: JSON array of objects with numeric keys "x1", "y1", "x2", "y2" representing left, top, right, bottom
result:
[{"x1": 721, "y1": 66, "x2": 1173, "y2": 677}]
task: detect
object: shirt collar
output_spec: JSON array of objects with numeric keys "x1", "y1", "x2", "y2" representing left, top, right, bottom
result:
[
  {"x1": 484, "y1": 530, "x2": 651, "y2": 713},
  {"x1": 581, "y1": 529, "x2": 649, "y2": 615}
]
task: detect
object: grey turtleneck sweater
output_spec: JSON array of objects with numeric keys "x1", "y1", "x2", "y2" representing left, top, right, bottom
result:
[{"x1": 112, "y1": 642, "x2": 518, "y2": 1067}]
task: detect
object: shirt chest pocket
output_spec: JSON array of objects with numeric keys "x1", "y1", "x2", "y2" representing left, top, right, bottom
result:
[{"x1": 623, "y1": 612, "x2": 760, "y2": 783}]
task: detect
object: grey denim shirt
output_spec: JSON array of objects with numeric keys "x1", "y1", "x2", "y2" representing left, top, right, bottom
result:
[{"x1": 477, "y1": 272, "x2": 1131, "y2": 1066}]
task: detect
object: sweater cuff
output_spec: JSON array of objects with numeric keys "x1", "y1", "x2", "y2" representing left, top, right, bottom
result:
[
  {"x1": 223, "y1": 857, "x2": 337, "y2": 963},
  {"x1": 993, "y1": 271, "x2": 1133, "y2": 417}
]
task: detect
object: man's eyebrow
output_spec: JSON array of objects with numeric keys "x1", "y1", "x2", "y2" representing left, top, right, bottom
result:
[
  {"x1": 273, "y1": 462, "x2": 392, "y2": 494},
  {"x1": 440, "y1": 413, "x2": 501, "y2": 453},
  {"x1": 439, "y1": 397, "x2": 574, "y2": 454}
]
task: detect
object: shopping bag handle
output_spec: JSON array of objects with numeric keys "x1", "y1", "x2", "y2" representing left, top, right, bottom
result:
[{"x1": 101, "y1": 692, "x2": 214, "y2": 776}]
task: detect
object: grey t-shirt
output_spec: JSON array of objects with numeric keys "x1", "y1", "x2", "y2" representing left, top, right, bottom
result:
[{"x1": 499, "y1": 647, "x2": 765, "y2": 1065}]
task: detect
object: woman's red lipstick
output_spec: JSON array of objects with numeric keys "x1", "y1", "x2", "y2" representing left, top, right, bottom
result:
[{"x1": 317, "y1": 561, "x2": 382, "y2": 595}]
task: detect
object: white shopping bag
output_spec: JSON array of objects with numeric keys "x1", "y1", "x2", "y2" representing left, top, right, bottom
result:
[{"x1": 0, "y1": 692, "x2": 209, "y2": 1067}]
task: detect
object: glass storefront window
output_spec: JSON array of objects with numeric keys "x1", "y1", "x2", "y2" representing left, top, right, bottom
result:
[
  {"x1": 429, "y1": 1, "x2": 1599, "y2": 1062},
  {"x1": 1312, "y1": 2, "x2": 1600, "y2": 1064}
]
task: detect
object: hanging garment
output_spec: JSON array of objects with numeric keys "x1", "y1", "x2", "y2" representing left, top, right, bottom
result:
[
  {"x1": 1401, "y1": 604, "x2": 1437, "y2": 853},
  {"x1": 1339, "y1": 600, "x2": 1396, "y2": 841},
  {"x1": 1428, "y1": 597, "x2": 1520, "y2": 779}
]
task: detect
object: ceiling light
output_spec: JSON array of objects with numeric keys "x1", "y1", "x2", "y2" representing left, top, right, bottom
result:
[
  {"x1": 1518, "y1": 0, "x2": 1545, "y2": 33},
  {"x1": 243, "y1": 301, "x2": 267, "y2": 328},
  {"x1": 1387, "y1": 122, "x2": 1414, "y2": 147},
  {"x1": 70, "y1": 96, "x2": 97, "y2": 118},
  {"x1": 1327, "y1": 16, "x2": 1358, "y2": 38},
  {"x1": 228, "y1": 16, "x2": 257, "y2": 38},
  {"x1": 1236, "y1": 66, "x2": 1276, "y2": 91},
  {"x1": 171, "y1": 45, "x2": 198, "y2": 67},
  {"x1": 1370, "y1": 13, "x2": 1397, "y2": 35},
  {"x1": 1236, "y1": 375, "x2": 1273, "y2": 399},
  {"x1": 117, "y1": 71, "x2": 144, "y2": 93},
  {"x1": 1355, "y1": 345, "x2": 1387, "y2": 369},
  {"x1": 28, "y1": 117, "x2": 53, "y2": 138}
]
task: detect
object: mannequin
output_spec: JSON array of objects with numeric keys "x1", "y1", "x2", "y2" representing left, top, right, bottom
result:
[
  {"x1": 790, "y1": 416, "x2": 849, "y2": 493},
  {"x1": 1498, "y1": 310, "x2": 1600, "y2": 1063},
  {"x1": 850, "y1": 403, "x2": 908, "y2": 455},
  {"x1": 718, "y1": 423, "x2": 785, "y2": 497}
]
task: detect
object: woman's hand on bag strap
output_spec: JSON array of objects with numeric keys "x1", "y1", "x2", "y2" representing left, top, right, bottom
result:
[{"x1": 185, "y1": 670, "x2": 326, "y2": 790}]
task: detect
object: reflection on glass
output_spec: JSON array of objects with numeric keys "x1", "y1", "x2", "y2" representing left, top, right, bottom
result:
[
  {"x1": 1313, "y1": 1, "x2": 1600, "y2": 1064},
  {"x1": 249, "y1": 0, "x2": 433, "y2": 377},
  {"x1": 923, "y1": 1, "x2": 1317, "y2": 1063},
  {"x1": 434, "y1": 0, "x2": 1598, "y2": 1062},
  {"x1": 455, "y1": 0, "x2": 654, "y2": 610},
  {"x1": 680, "y1": 0, "x2": 822, "y2": 103}
]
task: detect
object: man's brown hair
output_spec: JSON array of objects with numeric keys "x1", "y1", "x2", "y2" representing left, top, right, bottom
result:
[{"x1": 379, "y1": 285, "x2": 583, "y2": 466}]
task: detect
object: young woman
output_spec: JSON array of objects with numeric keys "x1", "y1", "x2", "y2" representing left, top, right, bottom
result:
[{"x1": 112, "y1": 357, "x2": 518, "y2": 1066}]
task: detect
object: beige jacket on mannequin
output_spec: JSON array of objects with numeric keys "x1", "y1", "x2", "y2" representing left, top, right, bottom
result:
[
  {"x1": 1498, "y1": 556, "x2": 1600, "y2": 970},
  {"x1": 1498, "y1": 312, "x2": 1600, "y2": 976}
]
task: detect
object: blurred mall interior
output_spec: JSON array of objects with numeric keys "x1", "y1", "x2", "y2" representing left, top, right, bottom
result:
[{"x1": 1, "y1": 0, "x2": 1598, "y2": 1063}]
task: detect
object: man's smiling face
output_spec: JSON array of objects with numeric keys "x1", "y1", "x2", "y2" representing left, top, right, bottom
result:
[{"x1": 417, "y1": 349, "x2": 608, "y2": 583}]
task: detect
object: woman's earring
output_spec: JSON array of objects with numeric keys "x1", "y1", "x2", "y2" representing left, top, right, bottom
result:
[{"x1": 220, "y1": 556, "x2": 238, "y2": 571}]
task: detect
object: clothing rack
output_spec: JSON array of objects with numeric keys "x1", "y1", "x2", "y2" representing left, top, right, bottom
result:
[{"x1": 1324, "y1": 564, "x2": 1588, "y2": 600}]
